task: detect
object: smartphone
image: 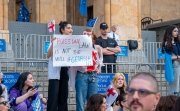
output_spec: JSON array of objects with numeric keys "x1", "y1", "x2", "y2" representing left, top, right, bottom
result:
[{"x1": 32, "y1": 84, "x2": 40, "y2": 90}]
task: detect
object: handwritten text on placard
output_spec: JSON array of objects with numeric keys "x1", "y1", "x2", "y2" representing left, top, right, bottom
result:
[{"x1": 53, "y1": 35, "x2": 93, "y2": 66}]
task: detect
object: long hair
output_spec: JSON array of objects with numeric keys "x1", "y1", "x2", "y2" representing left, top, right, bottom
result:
[
  {"x1": 85, "y1": 94, "x2": 106, "y2": 111},
  {"x1": 59, "y1": 21, "x2": 70, "y2": 34},
  {"x1": 112, "y1": 73, "x2": 127, "y2": 93},
  {"x1": 156, "y1": 95, "x2": 177, "y2": 111},
  {"x1": 119, "y1": 93, "x2": 127, "y2": 108},
  {"x1": 162, "y1": 25, "x2": 179, "y2": 52},
  {"x1": 9, "y1": 72, "x2": 32, "y2": 92},
  {"x1": 172, "y1": 96, "x2": 180, "y2": 111}
]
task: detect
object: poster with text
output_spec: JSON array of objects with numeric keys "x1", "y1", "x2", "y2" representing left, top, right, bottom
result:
[{"x1": 53, "y1": 35, "x2": 93, "y2": 66}]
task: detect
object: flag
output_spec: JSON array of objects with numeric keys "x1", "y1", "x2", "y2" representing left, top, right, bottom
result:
[
  {"x1": 17, "y1": 1, "x2": 30, "y2": 22},
  {"x1": 48, "y1": 20, "x2": 55, "y2": 33},
  {"x1": 79, "y1": 0, "x2": 87, "y2": 16},
  {"x1": 164, "y1": 52, "x2": 174, "y2": 83},
  {"x1": 106, "y1": 85, "x2": 118, "y2": 108},
  {"x1": 86, "y1": 18, "x2": 97, "y2": 27}
]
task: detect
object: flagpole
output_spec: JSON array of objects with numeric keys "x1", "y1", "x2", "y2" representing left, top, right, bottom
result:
[{"x1": 91, "y1": 17, "x2": 98, "y2": 32}]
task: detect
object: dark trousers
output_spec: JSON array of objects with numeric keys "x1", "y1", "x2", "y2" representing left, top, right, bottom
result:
[
  {"x1": 101, "y1": 64, "x2": 116, "y2": 73},
  {"x1": 59, "y1": 67, "x2": 69, "y2": 111},
  {"x1": 47, "y1": 79, "x2": 60, "y2": 111}
]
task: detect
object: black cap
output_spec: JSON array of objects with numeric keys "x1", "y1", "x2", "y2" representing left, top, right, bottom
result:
[{"x1": 100, "y1": 22, "x2": 108, "y2": 30}]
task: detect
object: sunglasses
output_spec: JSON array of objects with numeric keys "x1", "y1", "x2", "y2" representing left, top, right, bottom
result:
[
  {"x1": 0, "y1": 101, "x2": 8, "y2": 106},
  {"x1": 127, "y1": 87, "x2": 157, "y2": 97}
]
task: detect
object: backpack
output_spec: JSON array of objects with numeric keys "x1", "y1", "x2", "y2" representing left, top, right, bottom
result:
[{"x1": 127, "y1": 40, "x2": 138, "y2": 51}]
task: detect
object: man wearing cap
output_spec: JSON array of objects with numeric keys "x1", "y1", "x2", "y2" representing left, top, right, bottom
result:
[{"x1": 95, "y1": 22, "x2": 120, "y2": 73}]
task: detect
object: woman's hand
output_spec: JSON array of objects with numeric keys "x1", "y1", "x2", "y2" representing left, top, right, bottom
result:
[
  {"x1": 51, "y1": 37, "x2": 56, "y2": 43},
  {"x1": 27, "y1": 88, "x2": 37, "y2": 97},
  {"x1": 39, "y1": 94, "x2": 47, "y2": 105}
]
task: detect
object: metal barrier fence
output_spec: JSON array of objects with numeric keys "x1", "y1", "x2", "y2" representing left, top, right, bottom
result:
[
  {"x1": 0, "y1": 61, "x2": 167, "y2": 110},
  {"x1": 6, "y1": 33, "x2": 164, "y2": 63},
  {"x1": 0, "y1": 61, "x2": 167, "y2": 95},
  {"x1": 0, "y1": 33, "x2": 168, "y2": 110},
  {"x1": 0, "y1": 61, "x2": 48, "y2": 96}
]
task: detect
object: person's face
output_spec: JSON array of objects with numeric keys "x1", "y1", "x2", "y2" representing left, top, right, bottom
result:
[
  {"x1": 83, "y1": 31, "x2": 93, "y2": 43},
  {"x1": 172, "y1": 27, "x2": 179, "y2": 38},
  {"x1": 83, "y1": 31, "x2": 92, "y2": 37},
  {"x1": 111, "y1": 26, "x2": 117, "y2": 32},
  {"x1": 24, "y1": 74, "x2": 34, "y2": 87},
  {"x1": 0, "y1": 97, "x2": 9, "y2": 111},
  {"x1": 100, "y1": 28, "x2": 108, "y2": 36},
  {"x1": 62, "y1": 24, "x2": 73, "y2": 35},
  {"x1": 127, "y1": 78, "x2": 160, "y2": 111},
  {"x1": 100, "y1": 97, "x2": 107, "y2": 111},
  {"x1": 121, "y1": 95, "x2": 129, "y2": 110},
  {"x1": 115, "y1": 75, "x2": 125, "y2": 88}
]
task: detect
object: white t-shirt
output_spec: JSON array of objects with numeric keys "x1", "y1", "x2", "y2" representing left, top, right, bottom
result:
[
  {"x1": 108, "y1": 31, "x2": 120, "y2": 43},
  {"x1": 48, "y1": 43, "x2": 61, "y2": 80}
]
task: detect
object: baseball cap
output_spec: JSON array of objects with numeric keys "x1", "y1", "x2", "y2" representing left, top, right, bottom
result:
[{"x1": 100, "y1": 22, "x2": 108, "y2": 30}]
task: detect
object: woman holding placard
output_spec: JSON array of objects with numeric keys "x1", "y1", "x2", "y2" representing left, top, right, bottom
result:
[{"x1": 47, "y1": 21, "x2": 73, "y2": 111}]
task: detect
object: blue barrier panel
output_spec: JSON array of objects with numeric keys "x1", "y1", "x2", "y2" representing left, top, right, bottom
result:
[
  {"x1": 3, "y1": 72, "x2": 20, "y2": 91},
  {"x1": 157, "y1": 48, "x2": 165, "y2": 59},
  {"x1": 43, "y1": 41, "x2": 50, "y2": 54},
  {"x1": 0, "y1": 39, "x2": 6, "y2": 52},
  {"x1": 98, "y1": 73, "x2": 128, "y2": 94},
  {"x1": 115, "y1": 46, "x2": 128, "y2": 56}
]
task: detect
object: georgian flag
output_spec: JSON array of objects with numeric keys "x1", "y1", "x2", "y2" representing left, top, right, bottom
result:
[
  {"x1": 48, "y1": 20, "x2": 55, "y2": 33},
  {"x1": 106, "y1": 85, "x2": 118, "y2": 108}
]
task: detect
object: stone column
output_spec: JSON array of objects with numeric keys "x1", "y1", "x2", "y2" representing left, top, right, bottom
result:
[
  {"x1": 110, "y1": 0, "x2": 141, "y2": 40},
  {"x1": 104, "y1": 0, "x2": 111, "y2": 27},
  {"x1": 0, "y1": 0, "x2": 9, "y2": 42}
]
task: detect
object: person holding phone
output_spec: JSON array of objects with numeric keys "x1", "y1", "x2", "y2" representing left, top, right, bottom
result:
[{"x1": 9, "y1": 72, "x2": 47, "y2": 111}]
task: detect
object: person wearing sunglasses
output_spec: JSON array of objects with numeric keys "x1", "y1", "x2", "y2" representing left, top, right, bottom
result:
[
  {"x1": 0, "y1": 98, "x2": 9, "y2": 111},
  {"x1": 127, "y1": 72, "x2": 160, "y2": 111}
]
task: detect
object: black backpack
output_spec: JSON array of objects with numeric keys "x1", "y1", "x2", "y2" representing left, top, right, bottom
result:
[{"x1": 127, "y1": 40, "x2": 138, "y2": 51}]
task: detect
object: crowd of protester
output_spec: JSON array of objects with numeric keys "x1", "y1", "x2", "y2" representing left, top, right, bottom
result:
[{"x1": 0, "y1": 23, "x2": 179, "y2": 111}]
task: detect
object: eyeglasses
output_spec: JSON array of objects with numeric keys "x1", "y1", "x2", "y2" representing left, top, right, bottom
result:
[
  {"x1": 0, "y1": 101, "x2": 8, "y2": 106},
  {"x1": 126, "y1": 88, "x2": 157, "y2": 97}
]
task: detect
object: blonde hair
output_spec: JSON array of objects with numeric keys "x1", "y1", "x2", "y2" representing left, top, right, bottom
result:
[{"x1": 112, "y1": 73, "x2": 127, "y2": 92}]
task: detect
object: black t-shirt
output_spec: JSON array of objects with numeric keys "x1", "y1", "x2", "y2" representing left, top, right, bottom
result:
[{"x1": 95, "y1": 36, "x2": 118, "y2": 63}]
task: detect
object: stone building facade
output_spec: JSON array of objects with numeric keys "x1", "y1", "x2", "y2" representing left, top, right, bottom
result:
[{"x1": 1, "y1": 0, "x2": 180, "y2": 40}]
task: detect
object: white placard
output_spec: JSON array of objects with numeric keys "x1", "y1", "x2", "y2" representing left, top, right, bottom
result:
[{"x1": 53, "y1": 35, "x2": 93, "y2": 66}]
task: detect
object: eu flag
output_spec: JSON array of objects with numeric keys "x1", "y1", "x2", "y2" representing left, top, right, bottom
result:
[
  {"x1": 17, "y1": 0, "x2": 30, "y2": 22},
  {"x1": 79, "y1": 0, "x2": 87, "y2": 16},
  {"x1": 86, "y1": 18, "x2": 97, "y2": 27}
]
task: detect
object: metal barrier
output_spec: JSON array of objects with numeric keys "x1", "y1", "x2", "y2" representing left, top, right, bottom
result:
[
  {"x1": 0, "y1": 61, "x2": 167, "y2": 95},
  {"x1": 97, "y1": 62, "x2": 167, "y2": 96},
  {"x1": 0, "y1": 61, "x2": 167, "y2": 110},
  {"x1": 0, "y1": 61, "x2": 48, "y2": 97},
  {"x1": 0, "y1": 32, "x2": 168, "y2": 110},
  {"x1": 25, "y1": 34, "x2": 51, "y2": 60},
  {"x1": 1, "y1": 33, "x2": 165, "y2": 64}
]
